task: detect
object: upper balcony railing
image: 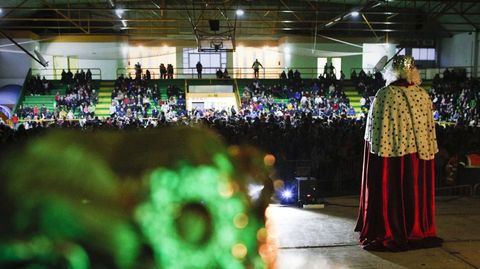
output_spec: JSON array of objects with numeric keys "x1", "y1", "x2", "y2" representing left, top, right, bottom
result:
[
  {"x1": 30, "y1": 65, "x2": 478, "y2": 82},
  {"x1": 119, "y1": 66, "x2": 479, "y2": 81},
  {"x1": 350, "y1": 66, "x2": 479, "y2": 80},
  {"x1": 31, "y1": 68, "x2": 102, "y2": 80},
  {"x1": 117, "y1": 67, "x2": 321, "y2": 80}
]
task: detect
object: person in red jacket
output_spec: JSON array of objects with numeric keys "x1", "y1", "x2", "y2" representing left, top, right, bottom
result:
[{"x1": 11, "y1": 113, "x2": 19, "y2": 129}]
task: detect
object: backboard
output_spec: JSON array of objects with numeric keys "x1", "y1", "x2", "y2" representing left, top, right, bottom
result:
[{"x1": 198, "y1": 35, "x2": 235, "y2": 52}]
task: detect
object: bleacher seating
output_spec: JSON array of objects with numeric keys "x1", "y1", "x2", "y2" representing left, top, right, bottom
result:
[{"x1": 94, "y1": 81, "x2": 114, "y2": 118}]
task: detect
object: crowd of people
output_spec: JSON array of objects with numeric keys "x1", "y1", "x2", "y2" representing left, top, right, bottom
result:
[
  {"x1": 2, "y1": 107, "x2": 479, "y2": 191},
  {"x1": 60, "y1": 69, "x2": 93, "y2": 85},
  {"x1": 159, "y1": 63, "x2": 174, "y2": 79},
  {"x1": 430, "y1": 70, "x2": 479, "y2": 125},
  {"x1": 109, "y1": 74, "x2": 187, "y2": 123},
  {"x1": 239, "y1": 79, "x2": 357, "y2": 120},
  {"x1": 3, "y1": 68, "x2": 480, "y2": 190},
  {"x1": 16, "y1": 71, "x2": 98, "y2": 121},
  {"x1": 25, "y1": 75, "x2": 53, "y2": 95},
  {"x1": 128, "y1": 62, "x2": 175, "y2": 80},
  {"x1": 15, "y1": 67, "x2": 480, "y2": 126}
]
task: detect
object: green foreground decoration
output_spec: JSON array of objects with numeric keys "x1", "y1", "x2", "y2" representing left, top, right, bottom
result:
[
  {"x1": 0, "y1": 128, "x2": 271, "y2": 268},
  {"x1": 136, "y1": 156, "x2": 264, "y2": 269}
]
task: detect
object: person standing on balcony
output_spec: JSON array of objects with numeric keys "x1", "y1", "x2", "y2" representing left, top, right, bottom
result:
[
  {"x1": 167, "y1": 64, "x2": 174, "y2": 79},
  {"x1": 252, "y1": 59, "x2": 263, "y2": 79},
  {"x1": 159, "y1": 64, "x2": 167, "y2": 79},
  {"x1": 196, "y1": 61, "x2": 203, "y2": 79}
]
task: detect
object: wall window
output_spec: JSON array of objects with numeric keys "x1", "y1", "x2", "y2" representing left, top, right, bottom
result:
[
  {"x1": 183, "y1": 48, "x2": 226, "y2": 74},
  {"x1": 396, "y1": 48, "x2": 406, "y2": 56},
  {"x1": 412, "y1": 48, "x2": 435, "y2": 61},
  {"x1": 233, "y1": 46, "x2": 282, "y2": 78},
  {"x1": 127, "y1": 46, "x2": 176, "y2": 78},
  {"x1": 331, "y1": 58, "x2": 342, "y2": 79},
  {"x1": 317, "y1": 58, "x2": 327, "y2": 77}
]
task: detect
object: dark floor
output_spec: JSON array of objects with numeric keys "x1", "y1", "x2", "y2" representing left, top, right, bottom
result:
[{"x1": 270, "y1": 196, "x2": 480, "y2": 269}]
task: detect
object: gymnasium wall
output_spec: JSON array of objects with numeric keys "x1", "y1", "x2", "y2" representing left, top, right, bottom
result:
[
  {"x1": 278, "y1": 37, "x2": 363, "y2": 79},
  {"x1": 0, "y1": 38, "x2": 35, "y2": 87},
  {"x1": 32, "y1": 40, "x2": 127, "y2": 80},
  {"x1": 29, "y1": 36, "x2": 365, "y2": 80},
  {"x1": 440, "y1": 32, "x2": 476, "y2": 67}
]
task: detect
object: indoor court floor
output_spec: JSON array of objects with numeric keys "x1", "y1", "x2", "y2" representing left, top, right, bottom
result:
[{"x1": 270, "y1": 196, "x2": 480, "y2": 269}]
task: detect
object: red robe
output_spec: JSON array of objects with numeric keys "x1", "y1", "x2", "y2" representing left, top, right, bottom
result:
[{"x1": 355, "y1": 80, "x2": 442, "y2": 251}]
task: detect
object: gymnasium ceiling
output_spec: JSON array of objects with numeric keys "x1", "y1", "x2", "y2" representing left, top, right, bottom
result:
[{"x1": 0, "y1": 0, "x2": 479, "y2": 42}]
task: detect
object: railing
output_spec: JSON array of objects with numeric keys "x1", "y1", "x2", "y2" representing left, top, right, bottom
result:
[
  {"x1": 25, "y1": 66, "x2": 476, "y2": 82},
  {"x1": 16, "y1": 117, "x2": 169, "y2": 123},
  {"x1": 436, "y1": 185, "x2": 473, "y2": 196},
  {"x1": 13, "y1": 68, "x2": 32, "y2": 114},
  {"x1": 31, "y1": 68, "x2": 102, "y2": 80},
  {"x1": 474, "y1": 183, "x2": 480, "y2": 196},
  {"x1": 350, "y1": 66, "x2": 480, "y2": 80},
  {"x1": 117, "y1": 67, "x2": 320, "y2": 80},
  {"x1": 418, "y1": 66, "x2": 480, "y2": 80},
  {"x1": 234, "y1": 79, "x2": 241, "y2": 110},
  {"x1": 136, "y1": 66, "x2": 477, "y2": 81}
]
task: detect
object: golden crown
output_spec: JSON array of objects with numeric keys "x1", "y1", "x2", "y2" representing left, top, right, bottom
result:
[{"x1": 392, "y1": 55, "x2": 415, "y2": 70}]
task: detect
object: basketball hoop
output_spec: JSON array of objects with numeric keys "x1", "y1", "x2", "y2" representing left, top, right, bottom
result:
[
  {"x1": 199, "y1": 35, "x2": 234, "y2": 52},
  {"x1": 210, "y1": 39, "x2": 224, "y2": 51}
]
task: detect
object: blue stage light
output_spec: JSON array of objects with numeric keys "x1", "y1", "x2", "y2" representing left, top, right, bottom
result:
[{"x1": 281, "y1": 189, "x2": 293, "y2": 199}]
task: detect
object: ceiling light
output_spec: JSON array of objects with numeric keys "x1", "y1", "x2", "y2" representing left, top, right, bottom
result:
[
  {"x1": 115, "y1": 9, "x2": 124, "y2": 19},
  {"x1": 236, "y1": 9, "x2": 244, "y2": 16},
  {"x1": 351, "y1": 11, "x2": 360, "y2": 17},
  {"x1": 121, "y1": 20, "x2": 127, "y2": 27}
]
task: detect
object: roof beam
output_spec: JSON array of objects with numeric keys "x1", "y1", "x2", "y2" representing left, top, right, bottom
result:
[
  {"x1": 0, "y1": 0, "x2": 31, "y2": 20},
  {"x1": 41, "y1": 0, "x2": 89, "y2": 34},
  {"x1": 2, "y1": 6, "x2": 480, "y2": 16},
  {"x1": 451, "y1": 4, "x2": 479, "y2": 31},
  {"x1": 1, "y1": 24, "x2": 469, "y2": 33},
  {"x1": 422, "y1": 1, "x2": 457, "y2": 37},
  {"x1": 279, "y1": 0, "x2": 303, "y2": 22}
]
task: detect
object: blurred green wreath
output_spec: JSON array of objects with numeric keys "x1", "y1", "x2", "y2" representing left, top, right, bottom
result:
[{"x1": 135, "y1": 154, "x2": 264, "y2": 269}]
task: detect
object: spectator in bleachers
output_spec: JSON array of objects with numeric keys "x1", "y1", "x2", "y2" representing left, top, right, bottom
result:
[
  {"x1": 67, "y1": 69, "x2": 73, "y2": 84},
  {"x1": 167, "y1": 64, "x2": 174, "y2": 79},
  {"x1": 293, "y1": 69, "x2": 301, "y2": 83},
  {"x1": 86, "y1": 69, "x2": 92, "y2": 82},
  {"x1": 252, "y1": 59, "x2": 263, "y2": 79},
  {"x1": 61, "y1": 69, "x2": 67, "y2": 85},
  {"x1": 135, "y1": 62, "x2": 142, "y2": 80},
  {"x1": 145, "y1": 69, "x2": 151, "y2": 80},
  {"x1": 216, "y1": 69, "x2": 223, "y2": 79},
  {"x1": 159, "y1": 64, "x2": 167, "y2": 79},
  {"x1": 340, "y1": 70, "x2": 345, "y2": 82},
  {"x1": 196, "y1": 61, "x2": 203, "y2": 79},
  {"x1": 287, "y1": 69, "x2": 294, "y2": 80},
  {"x1": 223, "y1": 68, "x2": 231, "y2": 79},
  {"x1": 351, "y1": 70, "x2": 357, "y2": 81}
]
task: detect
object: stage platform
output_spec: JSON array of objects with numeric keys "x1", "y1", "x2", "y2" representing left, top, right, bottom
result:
[{"x1": 270, "y1": 196, "x2": 480, "y2": 269}]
